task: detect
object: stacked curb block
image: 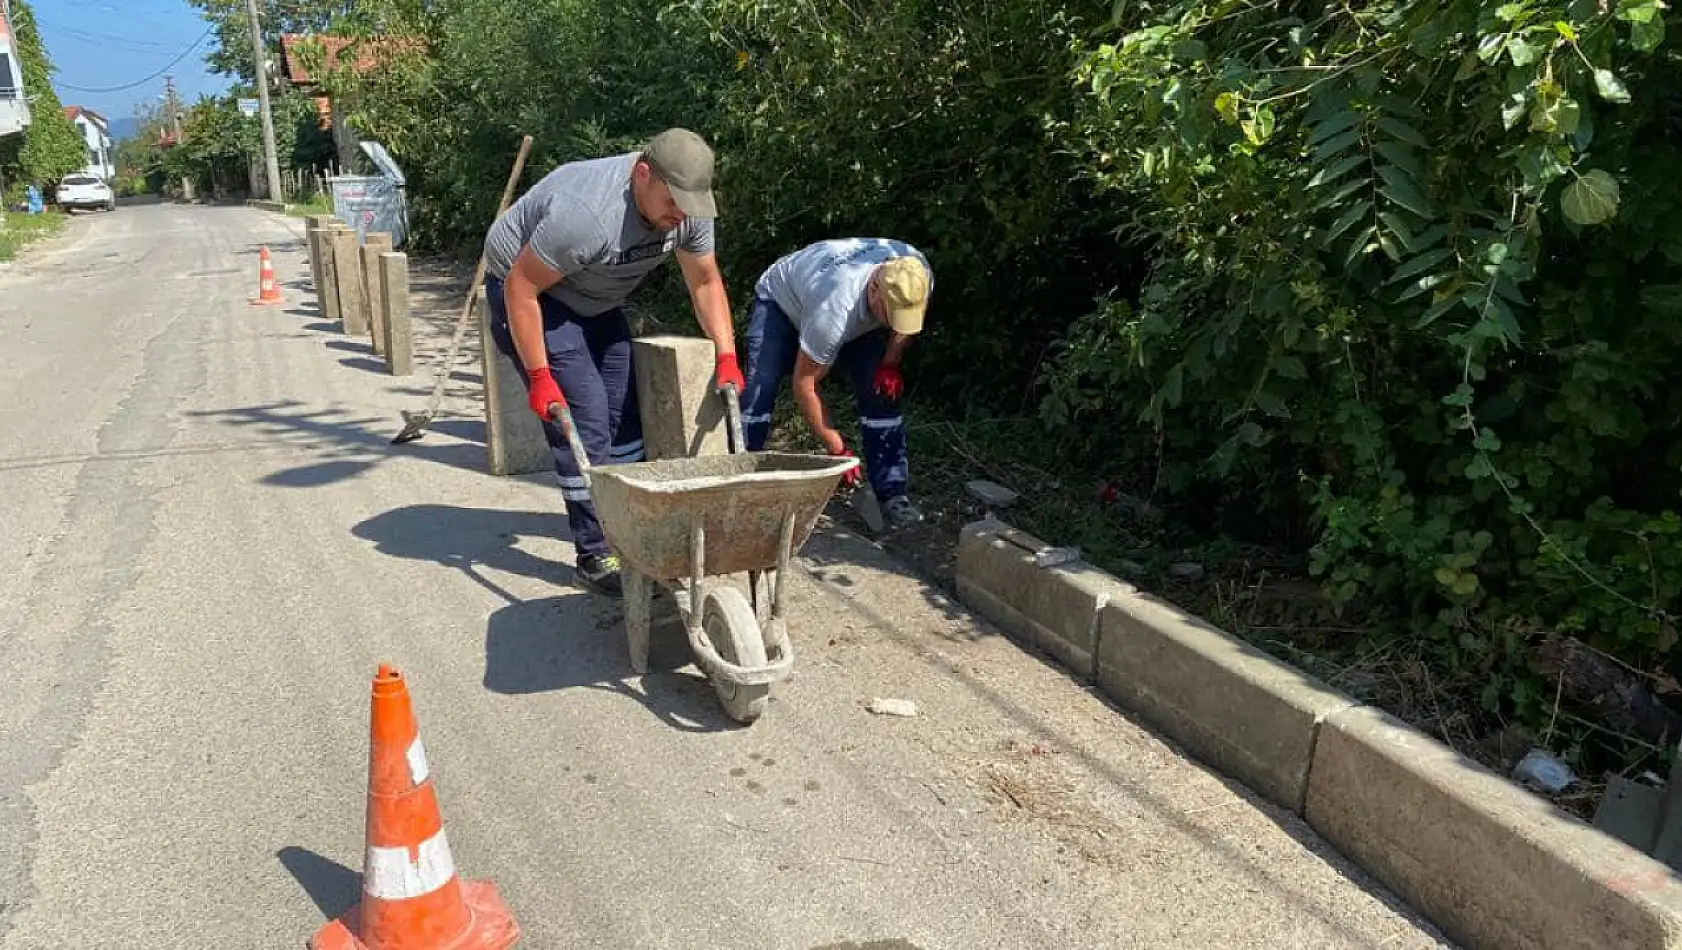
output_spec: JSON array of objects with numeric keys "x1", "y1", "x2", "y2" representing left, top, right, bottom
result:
[{"x1": 955, "y1": 517, "x2": 1682, "y2": 950}]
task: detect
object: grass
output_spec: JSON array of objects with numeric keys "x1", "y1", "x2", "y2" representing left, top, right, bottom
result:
[
  {"x1": 285, "y1": 193, "x2": 334, "y2": 218},
  {"x1": 0, "y1": 211, "x2": 67, "y2": 262}
]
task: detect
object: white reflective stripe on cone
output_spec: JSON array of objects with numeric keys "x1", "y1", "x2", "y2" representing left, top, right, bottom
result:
[
  {"x1": 365, "y1": 829, "x2": 457, "y2": 900},
  {"x1": 406, "y1": 737, "x2": 429, "y2": 785}
]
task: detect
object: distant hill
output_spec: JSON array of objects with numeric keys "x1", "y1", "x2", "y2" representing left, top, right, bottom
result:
[{"x1": 108, "y1": 117, "x2": 142, "y2": 143}]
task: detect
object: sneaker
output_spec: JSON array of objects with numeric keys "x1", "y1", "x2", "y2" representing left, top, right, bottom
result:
[
  {"x1": 882, "y1": 494, "x2": 924, "y2": 527},
  {"x1": 575, "y1": 553, "x2": 623, "y2": 595}
]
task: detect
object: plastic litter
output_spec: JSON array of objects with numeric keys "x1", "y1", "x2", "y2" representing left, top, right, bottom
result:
[{"x1": 1513, "y1": 748, "x2": 1577, "y2": 794}]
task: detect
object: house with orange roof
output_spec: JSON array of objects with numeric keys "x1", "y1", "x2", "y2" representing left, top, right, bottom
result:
[{"x1": 277, "y1": 32, "x2": 424, "y2": 174}]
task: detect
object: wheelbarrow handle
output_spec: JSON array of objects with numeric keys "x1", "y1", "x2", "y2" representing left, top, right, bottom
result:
[
  {"x1": 721, "y1": 383, "x2": 747, "y2": 456},
  {"x1": 546, "y1": 401, "x2": 593, "y2": 483}
]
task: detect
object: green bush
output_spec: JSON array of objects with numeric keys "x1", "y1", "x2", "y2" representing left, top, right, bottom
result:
[{"x1": 1048, "y1": 0, "x2": 1682, "y2": 700}]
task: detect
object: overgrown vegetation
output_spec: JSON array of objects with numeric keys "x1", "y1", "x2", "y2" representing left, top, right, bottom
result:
[{"x1": 192, "y1": 0, "x2": 1682, "y2": 794}]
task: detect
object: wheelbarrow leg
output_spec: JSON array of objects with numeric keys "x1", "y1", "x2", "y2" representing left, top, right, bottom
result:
[{"x1": 624, "y1": 568, "x2": 653, "y2": 675}]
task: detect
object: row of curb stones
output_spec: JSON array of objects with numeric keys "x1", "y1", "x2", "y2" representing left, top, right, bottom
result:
[{"x1": 954, "y1": 517, "x2": 1682, "y2": 950}]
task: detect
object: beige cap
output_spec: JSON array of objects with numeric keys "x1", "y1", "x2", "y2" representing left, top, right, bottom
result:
[
  {"x1": 876, "y1": 256, "x2": 931, "y2": 334},
  {"x1": 642, "y1": 128, "x2": 717, "y2": 218}
]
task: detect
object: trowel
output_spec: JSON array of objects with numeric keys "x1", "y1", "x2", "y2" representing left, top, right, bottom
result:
[{"x1": 850, "y1": 483, "x2": 886, "y2": 533}]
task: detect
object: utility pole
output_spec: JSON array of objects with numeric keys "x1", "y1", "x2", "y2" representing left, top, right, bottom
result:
[
  {"x1": 244, "y1": 0, "x2": 284, "y2": 202},
  {"x1": 164, "y1": 76, "x2": 180, "y2": 141},
  {"x1": 164, "y1": 76, "x2": 194, "y2": 200}
]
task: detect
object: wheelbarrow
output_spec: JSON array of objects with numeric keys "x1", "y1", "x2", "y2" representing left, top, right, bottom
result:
[{"x1": 546, "y1": 387, "x2": 859, "y2": 723}]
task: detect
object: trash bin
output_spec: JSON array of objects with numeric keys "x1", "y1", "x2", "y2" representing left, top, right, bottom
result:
[{"x1": 327, "y1": 141, "x2": 409, "y2": 248}]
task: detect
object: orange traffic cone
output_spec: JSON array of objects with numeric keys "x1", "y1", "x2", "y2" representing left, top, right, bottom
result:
[
  {"x1": 310, "y1": 665, "x2": 519, "y2": 950},
  {"x1": 251, "y1": 246, "x2": 285, "y2": 306}
]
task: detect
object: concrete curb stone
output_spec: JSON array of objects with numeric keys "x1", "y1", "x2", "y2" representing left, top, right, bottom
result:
[
  {"x1": 1308, "y1": 704, "x2": 1682, "y2": 950},
  {"x1": 951, "y1": 515, "x2": 1682, "y2": 950},
  {"x1": 955, "y1": 519, "x2": 1131, "y2": 679},
  {"x1": 1096, "y1": 587, "x2": 1356, "y2": 814}
]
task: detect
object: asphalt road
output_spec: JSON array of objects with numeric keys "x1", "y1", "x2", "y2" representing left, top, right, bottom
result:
[{"x1": 0, "y1": 203, "x2": 1456, "y2": 949}]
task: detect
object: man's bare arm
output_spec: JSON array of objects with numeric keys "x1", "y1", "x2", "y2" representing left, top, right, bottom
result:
[
  {"x1": 792, "y1": 351, "x2": 843, "y2": 454},
  {"x1": 676, "y1": 249, "x2": 736, "y2": 357},
  {"x1": 502, "y1": 245, "x2": 563, "y2": 374}
]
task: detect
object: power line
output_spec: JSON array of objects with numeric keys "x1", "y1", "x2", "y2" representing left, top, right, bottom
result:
[
  {"x1": 55, "y1": 24, "x2": 216, "y2": 95},
  {"x1": 33, "y1": 16, "x2": 183, "y2": 49}
]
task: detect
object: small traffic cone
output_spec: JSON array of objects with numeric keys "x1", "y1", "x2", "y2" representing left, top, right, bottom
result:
[
  {"x1": 310, "y1": 664, "x2": 519, "y2": 950},
  {"x1": 251, "y1": 246, "x2": 285, "y2": 306}
]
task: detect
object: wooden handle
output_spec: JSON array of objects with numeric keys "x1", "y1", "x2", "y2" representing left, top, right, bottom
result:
[
  {"x1": 495, "y1": 135, "x2": 535, "y2": 217},
  {"x1": 455, "y1": 135, "x2": 536, "y2": 327}
]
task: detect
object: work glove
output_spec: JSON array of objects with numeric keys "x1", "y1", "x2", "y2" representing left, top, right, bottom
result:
[
  {"x1": 872, "y1": 363, "x2": 903, "y2": 402},
  {"x1": 715, "y1": 351, "x2": 745, "y2": 393},
  {"x1": 831, "y1": 445, "x2": 863, "y2": 488},
  {"x1": 526, "y1": 367, "x2": 566, "y2": 421}
]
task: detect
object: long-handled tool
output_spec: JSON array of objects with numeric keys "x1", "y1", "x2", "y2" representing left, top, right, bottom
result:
[{"x1": 391, "y1": 134, "x2": 535, "y2": 444}]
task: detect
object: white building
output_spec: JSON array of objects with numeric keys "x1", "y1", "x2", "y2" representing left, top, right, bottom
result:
[
  {"x1": 0, "y1": 0, "x2": 32, "y2": 138},
  {"x1": 63, "y1": 105, "x2": 114, "y2": 181}
]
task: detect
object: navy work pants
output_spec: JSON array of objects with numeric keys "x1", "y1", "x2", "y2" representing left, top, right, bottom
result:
[
  {"x1": 739, "y1": 296, "x2": 909, "y2": 501},
  {"x1": 484, "y1": 275, "x2": 645, "y2": 559}
]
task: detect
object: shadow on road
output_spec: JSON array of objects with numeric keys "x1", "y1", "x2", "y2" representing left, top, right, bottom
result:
[
  {"x1": 351, "y1": 502, "x2": 572, "y2": 600},
  {"x1": 184, "y1": 399, "x2": 488, "y2": 484},
  {"x1": 277, "y1": 846, "x2": 359, "y2": 920},
  {"x1": 340, "y1": 356, "x2": 388, "y2": 375},
  {"x1": 247, "y1": 239, "x2": 306, "y2": 254},
  {"x1": 350, "y1": 502, "x2": 734, "y2": 730},
  {"x1": 483, "y1": 593, "x2": 738, "y2": 733}
]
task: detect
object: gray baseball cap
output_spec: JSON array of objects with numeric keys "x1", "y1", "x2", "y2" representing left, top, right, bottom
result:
[{"x1": 643, "y1": 128, "x2": 717, "y2": 218}]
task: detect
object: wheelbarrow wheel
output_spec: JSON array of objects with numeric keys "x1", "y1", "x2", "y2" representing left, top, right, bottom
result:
[{"x1": 702, "y1": 586, "x2": 770, "y2": 724}]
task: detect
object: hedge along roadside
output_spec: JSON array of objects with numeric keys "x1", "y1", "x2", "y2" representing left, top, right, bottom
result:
[{"x1": 242, "y1": 0, "x2": 1682, "y2": 777}]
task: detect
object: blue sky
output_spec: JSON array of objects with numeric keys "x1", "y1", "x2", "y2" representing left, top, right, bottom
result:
[{"x1": 27, "y1": 0, "x2": 231, "y2": 127}]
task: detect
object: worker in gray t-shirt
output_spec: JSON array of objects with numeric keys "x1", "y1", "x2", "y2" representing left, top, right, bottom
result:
[
  {"x1": 480, "y1": 128, "x2": 743, "y2": 594},
  {"x1": 740, "y1": 238, "x2": 934, "y2": 528}
]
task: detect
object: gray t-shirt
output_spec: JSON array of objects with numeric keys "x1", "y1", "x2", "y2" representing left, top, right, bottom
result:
[
  {"x1": 483, "y1": 151, "x2": 715, "y2": 317},
  {"x1": 754, "y1": 238, "x2": 932, "y2": 366}
]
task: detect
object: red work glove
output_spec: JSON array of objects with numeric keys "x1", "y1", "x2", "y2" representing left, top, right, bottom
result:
[
  {"x1": 526, "y1": 367, "x2": 566, "y2": 421},
  {"x1": 872, "y1": 363, "x2": 903, "y2": 401},
  {"x1": 831, "y1": 445, "x2": 863, "y2": 488},
  {"x1": 715, "y1": 351, "x2": 745, "y2": 393}
]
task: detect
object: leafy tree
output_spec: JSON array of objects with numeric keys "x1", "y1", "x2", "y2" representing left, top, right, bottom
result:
[{"x1": 0, "y1": 0, "x2": 88, "y2": 190}]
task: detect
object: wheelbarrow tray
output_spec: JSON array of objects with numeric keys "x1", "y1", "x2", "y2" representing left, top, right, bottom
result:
[{"x1": 590, "y1": 451, "x2": 857, "y2": 582}]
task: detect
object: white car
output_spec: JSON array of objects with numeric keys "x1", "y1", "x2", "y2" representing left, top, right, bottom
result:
[{"x1": 56, "y1": 174, "x2": 115, "y2": 213}]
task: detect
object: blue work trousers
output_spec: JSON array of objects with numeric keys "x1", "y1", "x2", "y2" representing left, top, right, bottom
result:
[
  {"x1": 739, "y1": 296, "x2": 909, "y2": 500},
  {"x1": 485, "y1": 276, "x2": 645, "y2": 558}
]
